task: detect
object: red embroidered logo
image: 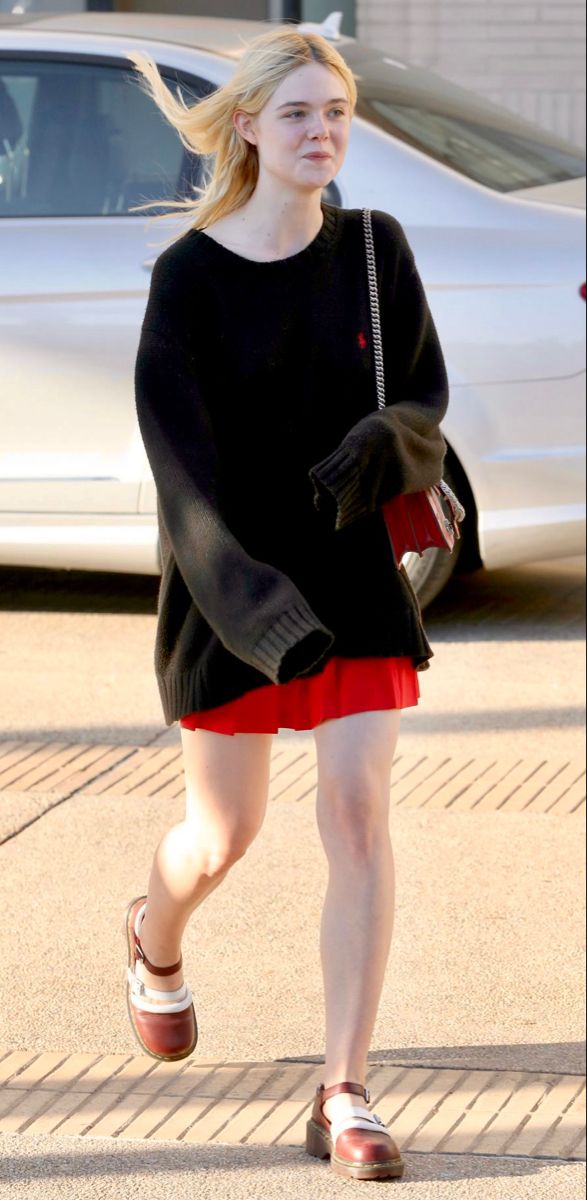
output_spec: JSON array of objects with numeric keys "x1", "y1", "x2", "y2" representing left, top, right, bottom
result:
[{"x1": 357, "y1": 331, "x2": 368, "y2": 350}]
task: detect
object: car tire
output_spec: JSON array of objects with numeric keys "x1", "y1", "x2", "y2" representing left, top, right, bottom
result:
[{"x1": 400, "y1": 462, "x2": 464, "y2": 610}]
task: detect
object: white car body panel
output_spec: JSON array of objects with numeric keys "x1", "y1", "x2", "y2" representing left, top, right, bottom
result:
[{"x1": 0, "y1": 19, "x2": 585, "y2": 576}]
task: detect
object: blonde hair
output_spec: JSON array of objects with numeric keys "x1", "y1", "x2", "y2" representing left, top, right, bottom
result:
[{"x1": 126, "y1": 25, "x2": 358, "y2": 245}]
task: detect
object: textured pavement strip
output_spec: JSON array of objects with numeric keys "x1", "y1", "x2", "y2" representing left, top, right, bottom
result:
[
  {"x1": 0, "y1": 739, "x2": 301, "y2": 806},
  {"x1": 0, "y1": 741, "x2": 135, "y2": 797},
  {"x1": 86, "y1": 747, "x2": 184, "y2": 797},
  {"x1": 74, "y1": 749, "x2": 159, "y2": 797},
  {"x1": 0, "y1": 1050, "x2": 584, "y2": 1160},
  {"x1": 0, "y1": 743, "x2": 46, "y2": 780},
  {"x1": 506, "y1": 762, "x2": 586, "y2": 814},
  {"x1": 12, "y1": 745, "x2": 109, "y2": 792},
  {"x1": 0, "y1": 743, "x2": 74, "y2": 790},
  {"x1": 268, "y1": 750, "x2": 317, "y2": 803},
  {"x1": 0, "y1": 740, "x2": 585, "y2": 814},
  {"x1": 14, "y1": 744, "x2": 120, "y2": 793}
]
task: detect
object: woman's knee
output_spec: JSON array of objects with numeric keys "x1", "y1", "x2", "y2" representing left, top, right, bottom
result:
[
  {"x1": 316, "y1": 775, "x2": 390, "y2": 859},
  {"x1": 177, "y1": 812, "x2": 262, "y2": 876},
  {"x1": 180, "y1": 727, "x2": 272, "y2": 873},
  {"x1": 156, "y1": 818, "x2": 248, "y2": 870},
  {"x1": 313, "y1": 712, "x2": 398, "y2": 858},
  {"x1": 202, "y1": 821, "x2": 261, "y2": 875}
]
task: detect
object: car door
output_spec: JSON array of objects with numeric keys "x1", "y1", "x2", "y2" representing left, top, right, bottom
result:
[{"x1": 0, "y1": 51, "x2": 211, "y2": 517}]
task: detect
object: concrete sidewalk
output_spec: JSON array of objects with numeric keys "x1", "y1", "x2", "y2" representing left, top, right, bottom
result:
[
  {"x1": 1, "y1": 545, "x2": 585, "y2": 1197},
  {"x1": 0, "y1": 732, "x2": 585, "y2": 1196},
  {"x1": 0, "y1": 1134, "x2": 584, "y2": 1199}
]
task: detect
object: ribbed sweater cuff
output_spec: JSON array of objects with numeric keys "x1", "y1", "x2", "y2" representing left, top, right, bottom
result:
[
  {"x1": 251, "y1": 601, "x2": 335, "y2": 685},
  {"x1": 308, "y1": 445, "x2": 367, "y2": 530}
]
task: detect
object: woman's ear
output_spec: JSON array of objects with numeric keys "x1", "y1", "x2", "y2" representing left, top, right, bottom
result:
[{"x1": 233, "y1": 110, "x2": 257, "y2": 146}]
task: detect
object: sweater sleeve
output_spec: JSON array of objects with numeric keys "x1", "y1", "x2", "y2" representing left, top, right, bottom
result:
[
  {"x1": 307, "y1": 216, "x2": 449, "y2": 532},
  {"x1": 135, "y1": 325, "x2": 334, "y2": 684}
]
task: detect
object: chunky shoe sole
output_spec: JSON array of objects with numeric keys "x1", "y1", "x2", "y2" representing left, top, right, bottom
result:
[
  {"x1": 306, "y1": 1117, "x2": 405, "y2": 1180},
  {"x1": 124, "y1": 896, "x2": 198, "y2": 1063}
]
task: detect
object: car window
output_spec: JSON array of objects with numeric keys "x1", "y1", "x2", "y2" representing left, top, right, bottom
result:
[
  {"x1": 343, "y1": 45, "x2": 586, "y2": 192},
  {"x1": 0, "y1": 56, "x2": 212, "y2": 217}
]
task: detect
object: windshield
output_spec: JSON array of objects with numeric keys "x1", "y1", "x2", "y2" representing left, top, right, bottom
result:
[{"x1": 342, "y1": 44, "x2": 586, "y2": 192}]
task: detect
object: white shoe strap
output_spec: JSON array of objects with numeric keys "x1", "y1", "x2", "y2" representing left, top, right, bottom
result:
[
  {"x1": 329, "y1": 1106, "x2": 388, "y2": 1146},
  {"x1": 129, "y1": 982, "x2": 194, "y2": 1015},
  {"x1": 130, "y1": 994, "x2": 193, "y2": 1015},
  {"x1": 127, "y1": 967, "x2": 187, "y2": 1003},
  {"x1": 134, "y1": 902, "x2": 147, "y2": 938}
]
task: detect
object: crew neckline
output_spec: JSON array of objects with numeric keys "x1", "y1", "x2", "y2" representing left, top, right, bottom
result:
[{"x1": 191, "y1": 201, "x2": 340, "y2": 267}]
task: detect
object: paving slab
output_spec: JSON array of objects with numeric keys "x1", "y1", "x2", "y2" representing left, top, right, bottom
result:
[{"x1": 0, "y1": 1050, "x2": 584, "y2": 1159}]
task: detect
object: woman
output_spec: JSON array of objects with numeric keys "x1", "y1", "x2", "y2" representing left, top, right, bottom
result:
[{"x1": 126, "y1": 25, "x2": 449, "y2": 1182}]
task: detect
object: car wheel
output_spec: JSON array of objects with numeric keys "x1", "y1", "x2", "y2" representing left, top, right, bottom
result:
[{"x1": 400, "y1": 463, "x2": 464, "y2": 610}]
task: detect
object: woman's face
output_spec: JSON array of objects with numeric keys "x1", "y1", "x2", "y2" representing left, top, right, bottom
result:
[{"x1": 235, "y1": 62, "x2": 351, "y2": 194}]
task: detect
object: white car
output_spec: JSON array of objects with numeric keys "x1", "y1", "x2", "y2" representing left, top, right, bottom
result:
[{"x1": 1, "y1": 11, "x2": 585, "y2": 607}]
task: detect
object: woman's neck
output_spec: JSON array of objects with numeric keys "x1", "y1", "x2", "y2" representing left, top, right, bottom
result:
[{"x1": 217, "y1": 183, "x2": 325, "y2": 260}]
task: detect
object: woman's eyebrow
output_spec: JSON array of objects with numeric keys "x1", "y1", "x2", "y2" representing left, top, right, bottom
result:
[{"x1": 276, "y1": 98, "x2": 349, "y2": 109}]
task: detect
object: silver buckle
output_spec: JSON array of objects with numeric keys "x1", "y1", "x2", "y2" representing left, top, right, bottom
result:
[
  {"x1": 364, "y1": 1086, "x2": 371, "y2": 1103},
  {"x1": 128, "y1": 968, "x2": 145, "y2": 997}
]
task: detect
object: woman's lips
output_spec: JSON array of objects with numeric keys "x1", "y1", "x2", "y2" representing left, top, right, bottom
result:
[{"x1": 304, "y1": 153, "x2": 332, "y2": 159}]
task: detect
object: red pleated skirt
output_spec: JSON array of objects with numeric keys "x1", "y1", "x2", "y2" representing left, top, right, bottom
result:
[{"x1": 179, "y1": 654, "x2": 420, "y2": 736}]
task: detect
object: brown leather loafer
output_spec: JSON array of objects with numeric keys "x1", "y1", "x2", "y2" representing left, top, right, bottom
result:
[
  {"x1": 306, "y1": 1080, "x2": 405, "y2": 1180},
  {"x1": 125, "y1": 895, "x2": 198, "y2": 1062}
]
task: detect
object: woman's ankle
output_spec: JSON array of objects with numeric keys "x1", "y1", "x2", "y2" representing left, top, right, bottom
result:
[
  {"x1": 138, "y1": 908, "x2": 182, "y2": 967},
  {"x1": 134, "y1": 956, "x2": 184, "y2": 992},
  {"x1": 134, "y1": 916, "x2": 184, "y2": 993}
]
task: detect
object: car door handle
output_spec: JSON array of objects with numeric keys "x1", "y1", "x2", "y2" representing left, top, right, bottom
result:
[{"x1": 142, "y1": 259, "x2": 156, "y2": 272}]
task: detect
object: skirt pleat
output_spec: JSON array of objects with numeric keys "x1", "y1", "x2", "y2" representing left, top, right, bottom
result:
[{"x1": 179, "y1": 655, "x2": 420, "y2": 736}]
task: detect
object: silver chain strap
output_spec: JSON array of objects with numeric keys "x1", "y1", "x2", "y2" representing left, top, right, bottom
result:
[
  {"x1": 362, "y1": 208, "x2": 387, "y2": 411},
  {"x1": 361, "y1": 208, "x2": 466, "y2": 526}
]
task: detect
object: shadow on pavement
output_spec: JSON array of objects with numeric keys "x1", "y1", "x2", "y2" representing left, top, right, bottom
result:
[
  {"x1": 0, "y1": 557, "x2": 584, "y2": 641},
  {"x1": 425, "y1": 558, "x2": 585, "y2": 642},
  {"x1": 0, "y1": 1139, "x2": 571, "y2": 1186},
  {"x1": 282, "y1": 1040, "x2": 587, "y2": 1075}
]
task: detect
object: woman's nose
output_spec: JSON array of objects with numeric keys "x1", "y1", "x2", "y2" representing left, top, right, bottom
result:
[{"x1": 307, "y1": 115, "x2": 330, "y2": 138}]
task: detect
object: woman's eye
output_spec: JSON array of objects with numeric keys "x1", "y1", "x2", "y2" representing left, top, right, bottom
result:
[{"x1": 284, "y1": 108, "x2": 346, "y2": 119}]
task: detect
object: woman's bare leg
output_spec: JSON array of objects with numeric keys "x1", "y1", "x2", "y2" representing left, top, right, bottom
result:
[
  {"x1": 312, "y1": 709, "x2": 401, "y2": 1123},
  {"x1": 135, "y1": 727, "x2": 273, "y2": 993}
]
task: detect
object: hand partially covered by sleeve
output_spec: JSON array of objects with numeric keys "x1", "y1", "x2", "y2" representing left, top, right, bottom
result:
[{"x1": 308, "y1": 215, "x2": 449, "y2": 532}]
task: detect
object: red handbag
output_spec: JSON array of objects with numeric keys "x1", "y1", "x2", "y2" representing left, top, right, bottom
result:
[
  {"x1": 381, "y1": 484, "x2": 465, "y2": 567},
  {"x1": 362, "y1": 209, "x2": 466, "y2": 567}
]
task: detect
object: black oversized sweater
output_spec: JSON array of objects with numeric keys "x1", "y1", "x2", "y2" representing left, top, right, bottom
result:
[{"x1": 134, "y1": 203, "x2": 449, "y2": 726}]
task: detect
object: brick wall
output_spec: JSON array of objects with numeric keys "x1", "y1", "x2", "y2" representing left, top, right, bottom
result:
[{"x1": 356, "y1": 0, "x2": 586, "y2": 149}]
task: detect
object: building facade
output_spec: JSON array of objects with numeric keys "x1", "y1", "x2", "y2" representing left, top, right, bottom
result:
[{"x1": 356, "y1": 1, "x2": 586, "y2": 150}]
